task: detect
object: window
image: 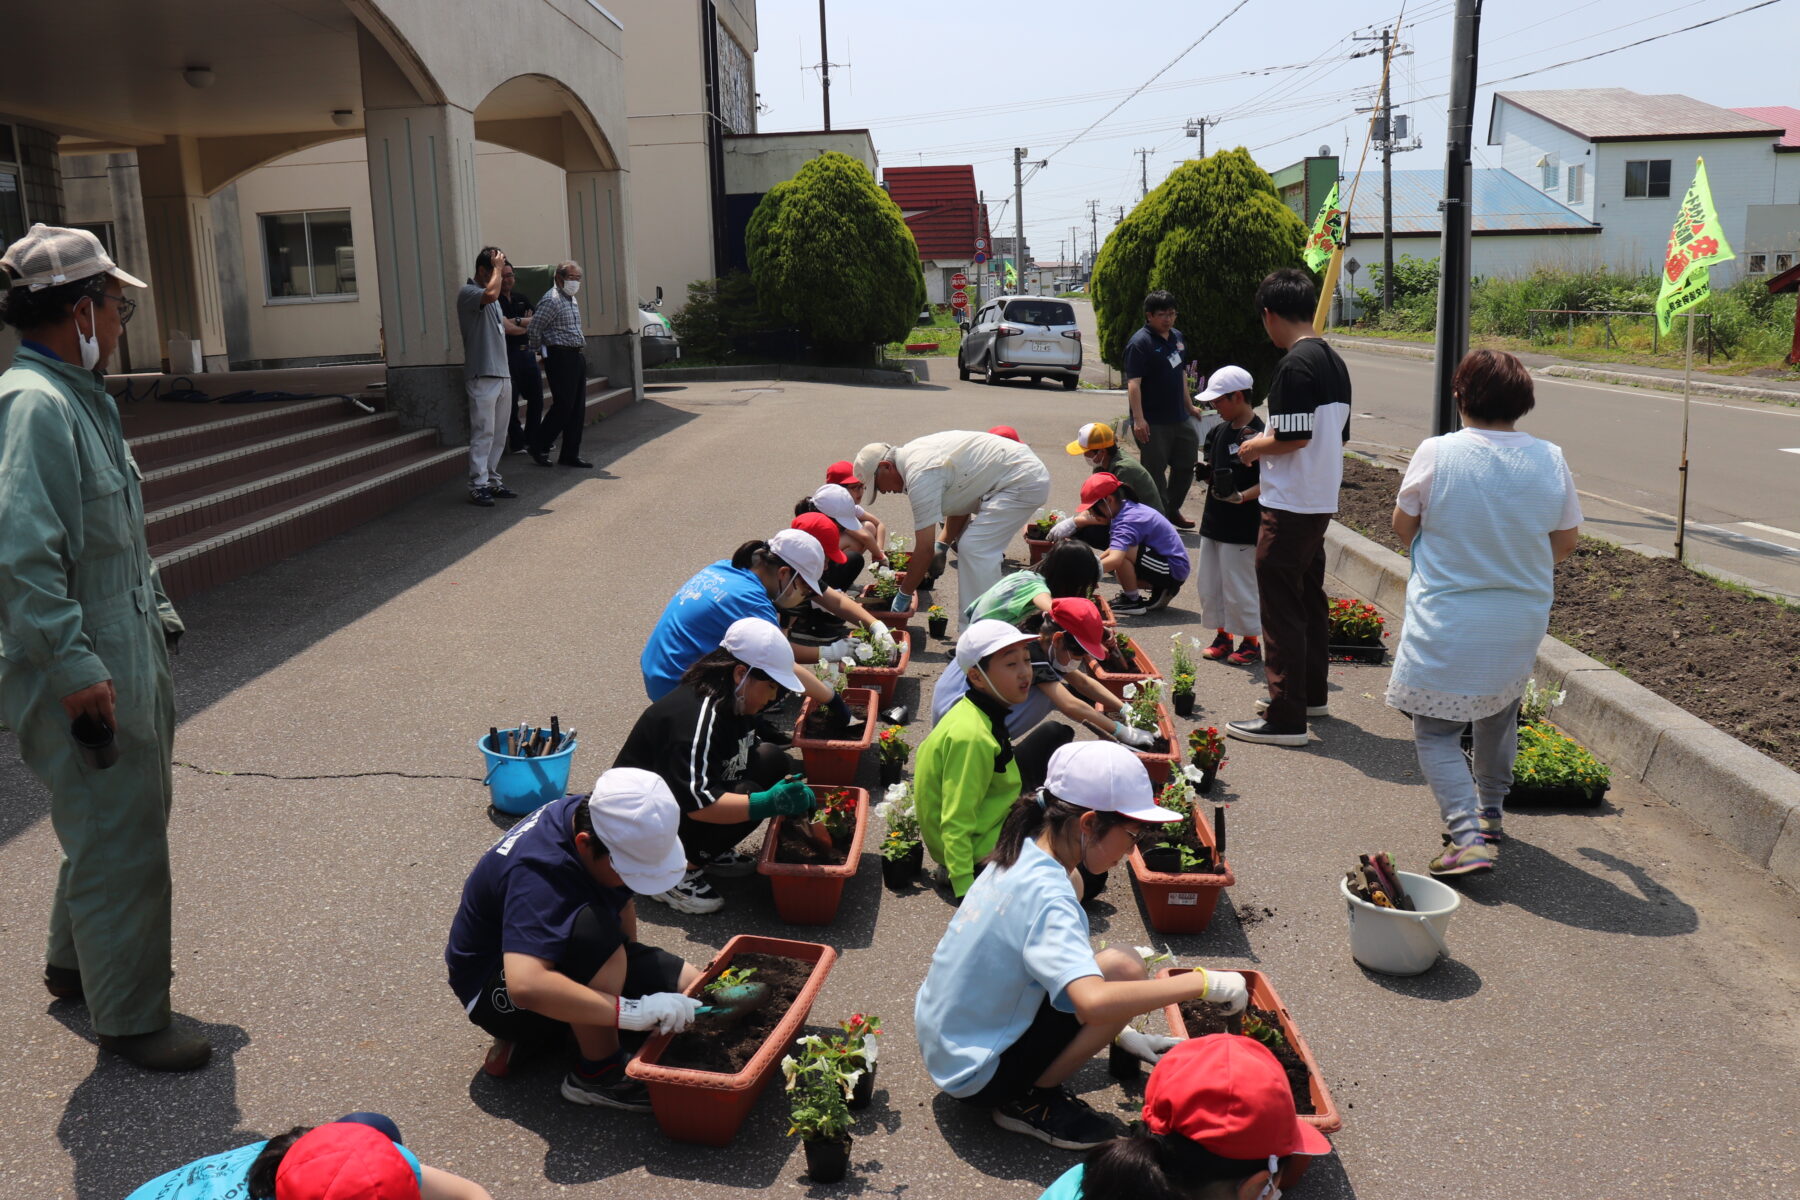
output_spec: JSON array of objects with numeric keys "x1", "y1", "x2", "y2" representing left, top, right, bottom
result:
[
  {"x1": 1541, "y1": 161, "x2": 1560, "y2": 190},
  {"x1": 260, "y1": 209, "x2": 356, "y2": 301},
  {"x1": 1777, "y1": 253, "x2": 1795, "y2": 274},
  {"x1": 1624, "y1": 159, "x2": 1671, "y2": 199},
  {"x1": 1566, "y1": 164, "x2": 1584, "y2": 204},
  {"x1": 71, "y1": 221, "x2": 114, "y2": 257},
  {"x1": 1747, "y1": 253, "x2": 1767, "y2": 274},
  {"x1": 1003, "y1": 299, "x2": 1076, "y2": 327}
]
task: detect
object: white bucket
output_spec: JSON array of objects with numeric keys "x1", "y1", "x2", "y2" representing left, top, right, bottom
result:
[{"x1": 1339, "y1": 870, "x2": 1460, "y2": 976}]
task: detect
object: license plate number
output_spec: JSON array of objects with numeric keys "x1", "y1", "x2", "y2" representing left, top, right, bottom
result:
[{"x1": 1027, "y1": 340, "x2": 1055, "y2": 352}]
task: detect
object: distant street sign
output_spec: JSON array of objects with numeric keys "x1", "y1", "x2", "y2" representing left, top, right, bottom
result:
[
  {"x1": 950, "y1": 272, "x2": 968, "y2": 287},
  {"x1": 972, "y1": 252, "x2": 988, "y2": 264},
  {"x1": 951, "y1": 289, "x2": 968, "y2": 306},
  {"x1": 975, "y1": 239, "x2": 986, "y2": 250}
]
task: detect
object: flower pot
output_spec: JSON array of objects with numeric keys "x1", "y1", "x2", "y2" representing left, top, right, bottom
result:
[
  {"x1": 848, "y1": 1059, "x2": 876, "y2": 1110},
  {"x1": 792, "y1": 687, "x2": 878, "y2": 786},
  {"x1": 627, "y1": 934, "x2": 838, "y2": 1146},
  {"x1": 1022, "y1": 523, "x2": 1054, "y2": 565},
  {"x1": 1504, "y1": 781, "x2": 1608, "y2": 807},
  {"x1": 756, "y1": 786, "x2": 869, "y2": 925},
  {"x1": 1127, "y1": 702, "x2": 1180, "y2": 787},
  {"x1": 1193, "y1": 763, "x2": 1219, "y2": 795},
  {"x1": 1173, "y1": 691, "x2": 1195, "y2": 718},
  {"x1": 878, "y1": 759, "x2": 903, "y2": 787},
  {"x1": 1140, "y1": 847, "x2": 1182, "y2": 874},
  {"x1": 1128, "y1": 809, "x2": 1234, "y2": 934},
  {"x1": 846, "y1": 630, "x2": 912, "y2": 706},
  {"x1": 803, "y1": 1136, "x2": 851, "y2": 1183},
  {"x1": 1089, "y1": 639, "x2": 1162, "y2": 698},
  {"x1": 1107, "y1": 1040, "x2": 1141, "y2": 1079},
  {"x1": 927, "y1": 617, "x2": 949, "y2": 640},
  {"x1": 1327, "y1": 632, "x2": 1386, "y2": 664},
  {"x1": 880, "y1": 843, "x2": 923, "y2": 889},
  {"x1": 1159, "y1": 966, "x2": 1342, "y2": 1138}
]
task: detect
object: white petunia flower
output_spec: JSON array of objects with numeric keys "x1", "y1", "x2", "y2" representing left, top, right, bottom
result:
[
  {"x1": 855, "y1": 643, "x2": 875, "y2": 662},
  {"x1": 1123, "y1": 683, "x2": 1139, "y2": 700},
  {"x1": 885, "y1": 781, "x2": 911, "y2": 804},
  {"x1": 1181, "y1": 764, "x2": 1205, "y2": 784}
]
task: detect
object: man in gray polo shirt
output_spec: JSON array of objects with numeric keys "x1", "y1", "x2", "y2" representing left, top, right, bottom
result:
[{"x1": 456, "y1": 246, "x2": 518, "y2": 507}]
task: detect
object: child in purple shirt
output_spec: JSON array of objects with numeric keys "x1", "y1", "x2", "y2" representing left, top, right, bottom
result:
[{"x1": 1078, "y1": 473, "x2": 1190, "y2": 616}]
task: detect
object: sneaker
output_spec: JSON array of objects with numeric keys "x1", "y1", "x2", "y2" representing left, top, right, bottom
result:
[
  {"x1": 1200, "y1": 632, "x2": 1233, "y2": 661},
  {"x1": 1110, "y1": 592, "x2": 1149, "y2": 616},
  {"x1": 1169, "y1": 512, "x2": 1196, "y2": 530},
  {"x1": 1225, "y1": 718, "x2": 1310, "y2": 747},
  {"x1": 468, "y1": 487, "x2": 494, "y2": 507},
  {"x1": 1478, "y1": 807, "x2": 1505, "y2": 845},
  {"x1": 1254, "y1": 697, "x2": 1330, "y2": 718},
  {"x1": 648, "y1": 869, "x2": 724, "y2": 914},
  {"x1": 1144, "y1": 584, "x2": 1179, "y2": 613},
  {"x1": 991, "y1": 1085, "x2": 1115, "y2": 1150},
  {"x1": 98, "y1": 1026, "x2": 213, "y2": 1072},
  {"x1": 43, "y1": 963, "x2": 82, "y2": 1001},
  {"x1": 704, "y1": 849, "x2": 758, "y2": 878},
  {"x1": 560, "y1": 1067, "x2": 653, "y2": 1111},
  {"x1": 483, "y1": 1037, "x2": 516, "y2": 1078},
  {"x1": 1226, "y1": 639, "x2": 1261, "y2": 666},
  {"x1": 1429, "y1": 839, "x2": 1496, "y2": 877},
  {"x1": 488, "y1": 482, "x2": 519, "y2": 500}
]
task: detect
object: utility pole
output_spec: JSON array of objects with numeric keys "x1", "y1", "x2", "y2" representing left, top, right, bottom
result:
[
  {"x1": 1354, "y1": 25, "x2": 1419, "y2": 311},
  {"x1": 1134, "y1": 148, "x2": 1154, "y2": 199},
  {"x1": 1014, "y1": 147, "x2": 1027, "y2": 301},
  {"x1": 1087, "y1": 200, "x2": 1099, "y2": 278},
  {"x1": 1432, "y1": 0, "x2": 1484, "y2": 436},
  {"x1": 1184, "y1": 116, "x2": 1219, "y2": 158},
  {"x1": 818, "y1": 0, "x2": 831, "y2": 130}
]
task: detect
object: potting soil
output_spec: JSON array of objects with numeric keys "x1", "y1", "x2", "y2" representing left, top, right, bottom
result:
[
  {"x1": 660, "y1": 953, "x2": 815, "y2": 1074},
  {"x1": 1175, "y1": 1000, "x2": 1315, "y2": 1115},
  {"x1": 775, "y1": 819, "x2": 850, "y2": 866},
  {"x1": 802, "y1": 706, "x2": 868, "y2": 741}
]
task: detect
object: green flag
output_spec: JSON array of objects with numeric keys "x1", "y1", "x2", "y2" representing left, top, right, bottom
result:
[
  {"x1": 1302, "y1": 181, "x2": 1344, "y2": 273},
  {"x1": 1003, "y1": 258, "x2": 1018, "y2": 288},
  {"x1": 1655, "y1": 157, "x2": 1735, "y2": 335}
]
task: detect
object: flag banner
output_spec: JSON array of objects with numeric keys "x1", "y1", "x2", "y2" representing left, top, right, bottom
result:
[
  {"x1": 1656, "y1": 157, "x2": 1735, "y2": 335},
  {"x1": 1003, "y1": 259, "x2": 1018, "y2": 288},
  {"x1": 1303, "y1": 181, "x2": 1345, "y2": 273}
]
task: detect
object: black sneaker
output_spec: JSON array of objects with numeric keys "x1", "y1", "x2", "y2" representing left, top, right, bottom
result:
[
  {"x1": 1110, "y1": 592, "x2": 1149, "y2": 616},
  {"x1": 1145, "y1": 583, "x2": 1180, "y2": 613},
  {"x1": 704, "y1": 849, "x2": 759, "y2": 878},
  {"x1": 1225, "y1": 718, "x2": 1310, "y2": 747},
  {"x1": 468, "y1": 487, "x2": 494, "y2": 507},
  {"x1": 44, "y1": 963, "x2": 82, "y2": 1001},
  {"x1": 991, "y1": 1085, "x2": 1115, "y2": 1150},
  {"x1": 560, "y1": 1067, "x2": 652, "y2": 1111},
  {"x1": 489, "y1": 482, "x2": 519, "y2": 500}
]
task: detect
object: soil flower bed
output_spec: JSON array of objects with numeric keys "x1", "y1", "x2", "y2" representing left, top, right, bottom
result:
[{"x1": 1334, "y1": 456, "x2": 1800, "y2": 771}]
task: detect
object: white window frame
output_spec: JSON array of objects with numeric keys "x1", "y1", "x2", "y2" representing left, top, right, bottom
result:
[
  {"x1": 1776, "y1": 252, "x2": 1795, "y2": 274},
  {"x1": 1541, "y1": 161, "x2": 1560, "y2": 191},
  {"x1": 1746, "y1": 253, "x2": 1767, "y2": 275},
  {"x1": 1623, "y1": 159, "x2": 1672, "y2": 200},
  {"x1": 260, "y1": 208, "x2": 358, "y2": 305},
  {"x1": 1566, "y1": 164, "x2": 1584, "y2": 204}
]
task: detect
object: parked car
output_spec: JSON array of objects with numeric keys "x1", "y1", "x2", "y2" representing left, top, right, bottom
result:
[
  {"x1": 957, "y1": 295, "x2": 1081, "y2": 389},
  {"x1": 637, "y1": 287, "x2": 680, "y2": 367}
]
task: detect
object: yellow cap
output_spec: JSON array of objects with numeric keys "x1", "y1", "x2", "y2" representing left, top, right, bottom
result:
[{"x1": 1066, "y1": 421, "x2": 1116, "y2": 455}]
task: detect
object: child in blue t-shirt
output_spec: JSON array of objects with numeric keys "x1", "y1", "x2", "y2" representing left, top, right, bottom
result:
[{"x1": 914, "y1": 741, "x2": 1250, "y2": 1152}]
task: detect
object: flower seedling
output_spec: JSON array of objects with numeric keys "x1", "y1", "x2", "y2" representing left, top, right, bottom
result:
[
  {"x1": 1170, "y1": 632, "x2": 1201, "y2": 679},
  {"x1": 1121, "y1": 680, "x2": 1163, "y2": 732},
  {"x1": 816, "y1": 787, "x2": 860, "y2": 839},
  {"x1": 704, "y1": 966, "x2": 758, "y2": 995},
  {"x1": 1027, "y1": 508, "x2": 1068, "y2": 538},
  {"x1": 867, "y1": 563, "x2": 901, "y2": 601},
  {"x1": 1520, "y1": 677, "x2": 1567, "y2": 725},
  {"x1": 1188, "y1": 726, "x2": 1226, "y2": 771},
  {"x1": 875, "y1": 782, "x2": 921, "y2": 860},
  {"x1": 1240, "y1": 1011, "x2": 1290, "y2": 1052},
  {"x1": 850, "y1": 626, "x2": 894, "y2": 667},
  {"x1": 813, "y1": 660, "x2": 849, "y2": 694},
  {"x1": 876, "y1": 725, "x2": 910, "y2": 765},
  {"x1": 1172, "y1": 668, "x2": 1196, "y2": 700},
  {"x1": 927, "y1": 604, "x2": 947, "y2": 619},
  {"x1": 1513, "y1": 722, "x2": 1610, "y2": 795},
  {"x1": 1328, "y1": 597, "x2": 1387, "y2": 642}
]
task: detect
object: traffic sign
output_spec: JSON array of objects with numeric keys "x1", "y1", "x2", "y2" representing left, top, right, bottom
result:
[
  {"x1": 973, "y1": 252, "x2": 988, "y2": 264},
  {"x1": 951, "y1": 289, "x2": 968, "y2": 306},
  {"x1": 975, "y1": 239, "x2": 986, "y2": 250},
  {"x1": 950, "y1": 272, "x2": 968, "y2": 288}
]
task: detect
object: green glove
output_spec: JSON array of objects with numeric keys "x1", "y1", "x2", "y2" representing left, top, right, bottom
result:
[{"x1": 747, "y1": 776, "x2": 816, "y2": 821}]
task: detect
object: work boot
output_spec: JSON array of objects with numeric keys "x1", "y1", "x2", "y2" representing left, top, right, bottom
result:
[
  {"x1": 44, "y1": 963, "x2": 82, "y2": 1001},
  {"x1": 99, "y1": 1026, "x2": 214, "y2": 1072}
]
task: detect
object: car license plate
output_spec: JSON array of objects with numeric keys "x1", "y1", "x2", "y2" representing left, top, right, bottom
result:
[{"x1": 1027, "y1": 340, "x2": 1055, "y2": 352}]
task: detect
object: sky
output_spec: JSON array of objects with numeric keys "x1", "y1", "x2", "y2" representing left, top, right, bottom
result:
[{"x1": 749, "y1": 0, "x2": 1797, "y2": 265}]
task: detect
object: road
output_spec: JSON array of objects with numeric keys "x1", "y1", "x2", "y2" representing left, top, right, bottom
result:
[
  {"x1": 1337, "y1": 348, "x2": 1800, "y2": 600},
  {"x1": 2, "y1": 375, "x2": 1797, "y2": 1199}
]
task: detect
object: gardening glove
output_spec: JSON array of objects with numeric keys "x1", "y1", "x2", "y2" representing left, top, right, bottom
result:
[
  {"x1": 868, "y1": 622, "x2": 897, "y2": 653},
  {"x1": 748, "y1": 776, "x2": 817, "y2": 821},
  {"x1": 1116, "y1": 1029, "x2": 1182, "y2": 1065},
  {"x1": 1048, "y1": 516, "x2": 1078, "y2": 541},
  {"x1": 931, "y1": 540, "x2": 952, "y2": 577},
  {"x1": 618, "y1": 992, "x2": 703, "y2": 1035},
  {"x1": 1112, "y1": 721, "x2": 1159, "y2": 749},
  {"x1": 891, "y1": 590, "x2": 915, "y2": 613},
  {"x1": 1196, "y1": 968, "x2": 1249, "y2": 1015},
  {"x1": 818, "y1": 638, "x2": 856, "y2": 663}
]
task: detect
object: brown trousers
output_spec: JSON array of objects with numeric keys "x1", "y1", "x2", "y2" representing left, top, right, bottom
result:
[{"x1": 1254, "y1": 509, "x2": 1332, "y2": 728}]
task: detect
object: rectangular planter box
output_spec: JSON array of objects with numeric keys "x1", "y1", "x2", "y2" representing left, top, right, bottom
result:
[
  {"x1": 1130, "y1": 702, "x2": 1180, "y2": 787},
  {"x1": 859, "y1": 586, "x2": 914, "y2": 635},
  {"x1": 1159, "y1": 966, "x2": 1342, "y2": 1138},
  {"x1": 792, "y1": 687, "x2": 878, "y2": 786},
  {"x1": 1128, "y1": 809, "x2": 1234, "y2": 933},
  {"x1": 846, "y1": 630, "x2": 912, "y2": 707},
  {"x1": 627, "y1": 934, "x2": 838, "y2": 1146},
  {"x1": 1327, "y1": 637, "x2": 1386, "y2": 664},
  {"x1": 756, "y1": 786, "x2": 870, "y2": 925},
  {"x1": 1089, "y1": 638, "x2": 1162, "y2": 698}
]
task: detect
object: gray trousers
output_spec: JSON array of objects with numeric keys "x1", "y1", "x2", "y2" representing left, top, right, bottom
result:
[
  {"x1": 1411, "y1": 700, "x2": 1518, "y2": 846},
  {"x1": 1135, "y1": 421, "x2": 1199, "y2": 514}
]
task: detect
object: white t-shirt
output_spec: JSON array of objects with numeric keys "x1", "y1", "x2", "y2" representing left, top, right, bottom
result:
[
  {"x1": 1258, "y1": 338, "x2": 1352, "y2": 514},
  {"x1": 1397, "y1": 428, "x2": 1582, "y2": 528},
  {"x1": 894, "y1": 430, "x2": 1048, "y2": 531}
]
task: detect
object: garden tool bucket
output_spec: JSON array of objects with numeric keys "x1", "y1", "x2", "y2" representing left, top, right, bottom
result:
[
  {"x1": 480, "y1": 729, "x2": 577, "y2": 816},
  {"x1": 1339, "y1": 870, "x2": 1458, "y2": 975}
]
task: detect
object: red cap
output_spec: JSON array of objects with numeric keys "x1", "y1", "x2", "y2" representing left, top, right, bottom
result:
[
  {"x1": 1079, "y1": 472, "x2": 1122, "y2": 510},
  {"x1": 791, "y1": 512, "x2": 848, "y2": 564},
  {"x1": 825, "y1": 460, "x2": 861, "y2": 487},
  {"x1": 1143, "y1": 1035, "x2": 1333, "y2": 1160},
  {"x1": 1048, "y1": 598, "x2": 1109, "y2": 661},
  {"x1": 276, "y1": 1124, "x2": 422, "y2": 1200},
  {"x1": 988, "y1": 425, "x2": 1021, "y2": 442}
]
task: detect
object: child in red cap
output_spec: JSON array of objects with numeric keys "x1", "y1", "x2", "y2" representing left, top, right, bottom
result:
[{"x1": 1038, "y1": 1034, "x2": 1332, "y2": 1200}]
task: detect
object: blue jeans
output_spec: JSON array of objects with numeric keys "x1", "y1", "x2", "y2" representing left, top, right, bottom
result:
[{"x1": 1412, "y1": 699, "x2": 1518, "y2": 845}]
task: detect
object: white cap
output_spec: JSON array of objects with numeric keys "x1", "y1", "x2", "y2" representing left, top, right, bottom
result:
[
  {"x1": 851, "y1": 443, "x2": 894, "y2": 497},
  {"x1": 721, "y1": 616, "x2": 805, "y2": 693},
  {"x1": 767, "y1": 527, "x2": 826, "y2": 595},
  {"x1": 810, "y1": 484, "x2": 862, "y2": 532},
  {"x1": 1043, "y1": 741, "x2": 1183, "y2": 822},
  {"x1": 586, "y1": 768, "x2": 689, "y2": 894},
  {"x1": 1197, "y1": 365, "x2": 1254, "y2": 403},
  {"x1": 953, "y1": 618, "x2": 1037, "y2": 672},
  {"x1": 1, "y1": 223, "x2": 147, "y2": 292}
]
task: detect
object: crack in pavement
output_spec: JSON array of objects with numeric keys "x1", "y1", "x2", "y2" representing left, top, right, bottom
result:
[{"x1": 175, "y1": 760, "x2": 480, "y2": 783}]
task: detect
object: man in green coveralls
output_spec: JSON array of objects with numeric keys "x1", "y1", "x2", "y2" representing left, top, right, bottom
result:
[{"x1": 0, "y1": 224, "x2": 209, "y2": 1070}]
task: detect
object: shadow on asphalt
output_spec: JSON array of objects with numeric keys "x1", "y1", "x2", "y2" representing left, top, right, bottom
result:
[
  {"x1": 50, "y1": 1007, "x2": 255, "y2": 1200},
  {"x1": 0, "y1": 399, "x2": 700, "y2": 855},
  {"x1": 1357, "y1": 956, "x2": 1484, "y2": 1001},
  {"x1": 1453, "y1": 841, "x2": 1699, "y2": 936}
]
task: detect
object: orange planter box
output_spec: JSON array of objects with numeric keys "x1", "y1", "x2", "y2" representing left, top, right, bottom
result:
[
  {"x1": 1130, "y1": 702, "x2": 1180, "y2": 787},
  {"x1": 846, "y1": 630, "x2": 912, "y2": 706},
  {"x1": 756, "y1": 786, "x2": 870, "y2": 925},
  {"x1": 1128, "y1": 808, "x2": 1234, "y2": 933},
  {"x1": 1090, "y1": 638, "x2": 1162, "y2": 698},
  {"x1": 792, "y1": 687, "x2": 878, "y2": 786}
]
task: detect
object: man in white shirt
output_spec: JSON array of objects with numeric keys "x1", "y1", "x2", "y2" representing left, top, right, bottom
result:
[{"x1": 853, "y1": 431, "x2": 1051, "y2": 628}]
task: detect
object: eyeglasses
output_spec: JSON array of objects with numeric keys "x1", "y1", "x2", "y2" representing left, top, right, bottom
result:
[{"x1": 90, "y1": 292, "x2": 137, "y2": 326}]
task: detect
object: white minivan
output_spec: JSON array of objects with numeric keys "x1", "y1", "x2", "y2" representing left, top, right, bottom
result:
[{"x1": 957, "y1": 295, "x2": 1082, "y2": 389}]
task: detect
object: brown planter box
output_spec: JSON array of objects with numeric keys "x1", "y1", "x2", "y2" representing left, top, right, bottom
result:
[
  {"x1": 1128, "y1": 808, "x2": 1234, "y2": 933},
  {"x1": 756, "y1": 786, "x2": 870, "y2": 925},
  {"x1": 627, "y1": 934, "x2": 838, "y2": 1145},
  {"x1": 1090, "y1": 638, "x2": 1162, "y2": 698},
  {"x1": 792, "y1": 687, "x2": 878, "y2": 786},
  {"x1": 1129, "y1": 702, "x2": 1180, "y2": 787},
  {"x1": 846, "y1": 630, "x2": 912, "y2": 706}
]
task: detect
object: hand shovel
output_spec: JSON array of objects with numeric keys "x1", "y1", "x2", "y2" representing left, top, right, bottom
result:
[{"x1": 695, "y1": 981, "x2": 773, "y2": 1020}]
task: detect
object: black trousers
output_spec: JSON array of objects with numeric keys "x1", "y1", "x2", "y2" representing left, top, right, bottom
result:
[
  {"x1": 1014, "y1": 723, "x2": 1074, "y2": 793},
  {"x1": 532, "y1": 345, "x2": 586, "y2": 462},
  {"x1": 506, "y1": 346, "x2": 544, "y2": 450},
  {"x1": 821, "y1": 551, "x2": 865, "y2": 594},
  {"x1": 678, "y1": 743, "x2": 797, "y2": 862}
]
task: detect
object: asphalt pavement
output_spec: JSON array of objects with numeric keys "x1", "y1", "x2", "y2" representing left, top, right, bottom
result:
[{"x1": 3, "y1": 375, "x2": 1798, "y2": 1199}]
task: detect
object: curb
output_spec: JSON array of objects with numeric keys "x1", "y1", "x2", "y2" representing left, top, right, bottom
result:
[
  {"x1": 1539, "y1": 364, "x2": 1800, "y2": 405},
  {"x1": 643, "y1": 363, "x2": 916, "y2": 387},
  {"x1": 1323, "y1": 521, "x2": 1800, "y2": 893},
  {"x1": 1326, "y1": 336, "x2": 1434, "y2": 362}
]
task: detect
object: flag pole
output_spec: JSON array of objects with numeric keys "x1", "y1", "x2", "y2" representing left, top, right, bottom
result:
[
  {"x1": 1312, "y1": 246, "x2": 1344, "y2": 333},
  {"x1": 1675, "y1": 312, "x2": 1695, "y2": 563}
]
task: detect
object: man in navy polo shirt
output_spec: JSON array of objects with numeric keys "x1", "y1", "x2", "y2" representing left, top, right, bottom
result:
[{"x1": 1123, "y1": 290, "x2": 1198, "y2": 530}]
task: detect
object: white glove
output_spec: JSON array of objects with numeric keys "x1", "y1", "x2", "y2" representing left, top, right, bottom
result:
[
  {"x1": 1116, "y1": 1028, "x2": 1182, "y2": 1065},
  {"x1": 1198, "y1": 968, "x2": 1249, "y2": 1015},
  {"x1": 819, "y1": 638, "x2": 856, "y2": 663},
  {"x1": 1112, "y1": 721, "x2": 1157, "y2": 748},
  {"x1": 618, "y1": 992, "x2": 703, "y2": 1035},
  {"x1": 1048, "y1": 516, "x2": 1078, "y2": 541},
  {"x1": 868, "y1": 623, "x2": 897, "y2": 651}
]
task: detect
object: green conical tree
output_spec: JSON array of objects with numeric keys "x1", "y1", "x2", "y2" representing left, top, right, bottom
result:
[
  {"x1": 746, "y1": 152, "x2": 927, "y2": 362},
  {"x1": 1091, "y1": 148, "x2": 1309, "y2": 392}
]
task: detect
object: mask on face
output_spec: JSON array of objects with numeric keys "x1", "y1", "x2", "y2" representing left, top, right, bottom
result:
[
  {"x1": 75, "y1": 298, "x2": 101, "y2": 371},
  {"x1": 1256, "y1": 1158, "x2": 1283, "y2": 1200},
  {"x1": 772, "y1": 571, "x2": 808, "y2": 610},
  {"x1": 562, "y1": 279, "x2": 581, "y2": 296}
]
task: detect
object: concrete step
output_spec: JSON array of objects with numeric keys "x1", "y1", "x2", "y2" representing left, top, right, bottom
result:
[
  {"x1": 127, "y1": 395, "x2": 371, "y2": 469},
  {"x1": 138, "y1": 411, "x2": 402, "y2": 507}
]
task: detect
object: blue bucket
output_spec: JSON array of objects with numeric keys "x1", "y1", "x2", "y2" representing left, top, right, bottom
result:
[{"x1": 480, "y1": 729, "x2": 579, "y2": 816}]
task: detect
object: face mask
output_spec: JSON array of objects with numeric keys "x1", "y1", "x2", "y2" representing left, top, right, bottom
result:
[
  {"x1": 75, "y1": 299, "x2": 101, "y2": 371},
  {"x1": 772, "y1": 572, "x2": 807, "y2": 610},
  {"x1": 562, "y1": 279, "x2": 581, "y2": 296},
  {"x1": 1256, "y1": 1158, "x2": 1283, "y2": 1200},
  {"x1": 733, "y1": 668, "x2": 758, "y2": 714}
]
